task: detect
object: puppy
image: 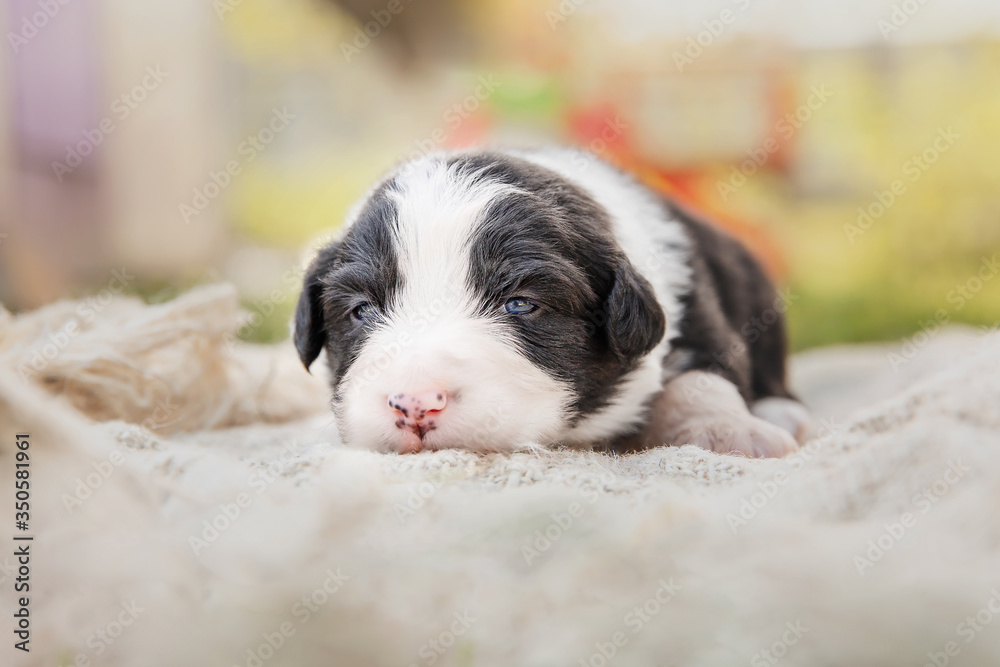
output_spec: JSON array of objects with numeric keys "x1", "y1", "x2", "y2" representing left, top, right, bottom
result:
[{"x1": 294, "y1": 148, "x2": 810, "y2": 457}]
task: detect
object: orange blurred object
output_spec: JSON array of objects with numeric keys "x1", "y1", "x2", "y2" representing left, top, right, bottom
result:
[{"x1": 567, "y1": 105, "x2": 787, "y2": 281}]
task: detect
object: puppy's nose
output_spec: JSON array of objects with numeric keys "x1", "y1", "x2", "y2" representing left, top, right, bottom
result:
[{"x1": 388, "y1": 390, "x2": 448, "y2": 423}]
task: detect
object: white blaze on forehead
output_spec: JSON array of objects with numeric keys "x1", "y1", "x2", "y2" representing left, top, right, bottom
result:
[{"x1": 386, "y1": 157, "x2": 519, "y2": 318}]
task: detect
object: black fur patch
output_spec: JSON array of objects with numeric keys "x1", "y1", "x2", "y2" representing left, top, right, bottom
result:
[
  {"x1": 664, "y1": 199, "x2": 793, "y2": 402},
  {"x1": 294, "y1": 184, "x2": 403, "y2": 398},
  {"x1": 294, "y1": 241, "x2": 339, "y2": 370},
  {"x1": 452, "y1": 153, "x2": 666, "y2": 420}
]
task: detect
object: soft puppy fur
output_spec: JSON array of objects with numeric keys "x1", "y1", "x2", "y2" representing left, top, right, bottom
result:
[{"x1": 294, "y1": 148, "x2": 809, "y2": 456}]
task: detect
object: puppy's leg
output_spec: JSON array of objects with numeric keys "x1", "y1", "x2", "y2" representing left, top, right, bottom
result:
[
  {"x1": 643, "y1": 371, "x2": 799, "y2": 458},
  {"x1": 751, "y1": 397, "x2": 813, "y2": 444}
]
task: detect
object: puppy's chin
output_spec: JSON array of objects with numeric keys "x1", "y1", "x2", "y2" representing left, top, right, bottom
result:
[{"x1": 393, "y1": 430, "x2": 425, "y2": 455}]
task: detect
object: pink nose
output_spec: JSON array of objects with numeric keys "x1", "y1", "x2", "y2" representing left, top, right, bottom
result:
[{"x1": 388, "y1": 390, "x2": 448, "y2": 436}]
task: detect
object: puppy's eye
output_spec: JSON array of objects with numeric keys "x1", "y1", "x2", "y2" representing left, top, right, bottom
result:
[
  {"x1": 351, "y1": 302, "x2": 377, "y2": 323},
  {"x1": 503, "y1": 297, "x2": 538, "y2": 315}
]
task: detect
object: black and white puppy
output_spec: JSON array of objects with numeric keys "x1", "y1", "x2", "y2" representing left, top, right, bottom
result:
[{"x1": 294, "y1": 148, "x2": 810, "y2": 457}]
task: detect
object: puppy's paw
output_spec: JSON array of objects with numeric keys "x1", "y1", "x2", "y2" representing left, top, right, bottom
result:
[
  {"x1": 751, "y1": 397, "x2": 813, "y2": 443},
  {"x1": 670, "y1": 414, "x2": 800, "y2": 458}
]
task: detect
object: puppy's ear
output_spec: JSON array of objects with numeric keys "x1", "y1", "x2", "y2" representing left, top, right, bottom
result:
[
  {"x1": 294, "y1": 242, "x2": 340, "y2": 371},
  {"x1": 606, "y1": 259, "x2": 666, "y2": 365}
]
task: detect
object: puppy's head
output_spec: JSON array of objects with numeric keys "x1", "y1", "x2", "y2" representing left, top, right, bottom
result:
[{"x1": 294, "y1": 152, "x2": 665, "y2": 453}]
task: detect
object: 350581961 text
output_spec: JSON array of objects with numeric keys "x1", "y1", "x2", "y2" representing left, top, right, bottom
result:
[{"x1": 13, "y1": 433, "x2": 32, "y2": 653}]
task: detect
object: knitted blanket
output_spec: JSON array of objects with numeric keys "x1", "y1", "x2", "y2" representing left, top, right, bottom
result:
[{"x1": 1, "y1": 285, "x2": 997, "y2": 667}]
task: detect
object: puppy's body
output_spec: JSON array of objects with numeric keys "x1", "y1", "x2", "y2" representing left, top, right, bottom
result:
[{"x1": 295, "y1": 148, "x2": 808, "y2": 456}]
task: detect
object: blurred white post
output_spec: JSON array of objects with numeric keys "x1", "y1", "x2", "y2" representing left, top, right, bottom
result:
[{"x1": 98, "y1": 0, "x2": 227, "y2": 277}]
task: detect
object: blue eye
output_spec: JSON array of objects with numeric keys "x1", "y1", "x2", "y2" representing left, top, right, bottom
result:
[
  {"x1": 504, "y1": 297, "x2": 537, "y2": 315},
  {"x1": 352, "y1": 302, "x2": 377, "y2": 322}
]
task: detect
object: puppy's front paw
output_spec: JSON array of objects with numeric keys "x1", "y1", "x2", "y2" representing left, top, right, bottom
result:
[
  {"x1": 751, "y1": 397, "x2": 813, "y2": 443},
  {"x1": 670, "y1": 414, "x2": 799, "y2": 458}
]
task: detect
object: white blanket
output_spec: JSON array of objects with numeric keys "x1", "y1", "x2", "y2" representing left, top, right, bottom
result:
[{"x1": 1, "y1": 285, "x2": 998, "y2": 667}]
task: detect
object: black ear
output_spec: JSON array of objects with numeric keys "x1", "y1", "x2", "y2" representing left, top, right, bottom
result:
[
  {"x1": 294, "y1": 242, "x2": 340, "y2": 371},
  {"x1": 606, "y1": 259, "x2": 666, "y2": 364}
]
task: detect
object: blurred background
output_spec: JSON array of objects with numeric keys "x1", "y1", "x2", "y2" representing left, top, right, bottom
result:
[{"x1": 1, "y1": 0, "x2": 999, "y2": 350}]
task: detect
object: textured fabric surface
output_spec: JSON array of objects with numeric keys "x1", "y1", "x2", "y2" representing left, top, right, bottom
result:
[{"x1": 1, "y1": 286, "x2": 998, "y2": 667}]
